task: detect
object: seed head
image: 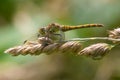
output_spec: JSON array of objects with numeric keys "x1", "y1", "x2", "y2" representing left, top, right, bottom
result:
[
  {"x1": 109, "y1": 28, "x2": 120, "y2": 39},
  {"x1": 42, "y1": 43, "x2": 62, "y2": 55},
  {"x1": 59, "y1": 41, "x2": 82, "y2": 54},
  {"x1": 4, "y1": 46, "x2": 23, "y2": 56},
  {"x1": 78, "y1": 43, "x2": 114, "y2": 60},
  {"x1": 4, "y1": 41, "x2": 82, "y2": 56},
  {"x1": 38, "y1": 37, "x2": 53, "y2": 46}
]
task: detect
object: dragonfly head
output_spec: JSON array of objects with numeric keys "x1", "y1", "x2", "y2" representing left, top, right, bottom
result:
[
  {"x1": 38, "y1": 27, "x2": 46, "y2": 36},
  {"x1": 47, "y1": 23, "x2": 61, "y2": 33}
]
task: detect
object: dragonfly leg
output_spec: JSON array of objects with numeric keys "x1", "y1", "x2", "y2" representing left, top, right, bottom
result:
[{"x1": 52, "y1": 32, "x2": 65, "y2": 42}]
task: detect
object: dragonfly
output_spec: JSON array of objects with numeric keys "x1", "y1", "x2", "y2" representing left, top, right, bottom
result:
[{"x1": 38, "y1": 23, "x2": 104, "y2": 42}]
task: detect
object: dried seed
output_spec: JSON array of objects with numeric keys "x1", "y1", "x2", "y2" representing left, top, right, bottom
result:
[
  {"x1": 42, "y1": 43, "x2": 62, "y2": 55},
  {"x1": 109, "y1": 28, "x2": 120, "y2": 39},
  {"x1": 59, "y1": 41, "x2": 82, "y2": 54},
  {"x1": 78, "y1": 43, "x2": 113, "y2": 60}
]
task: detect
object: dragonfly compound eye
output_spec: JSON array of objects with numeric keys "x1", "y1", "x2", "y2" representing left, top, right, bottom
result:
[{"x1": 39, "y1": 27, "x2": 46, "y2": 36}]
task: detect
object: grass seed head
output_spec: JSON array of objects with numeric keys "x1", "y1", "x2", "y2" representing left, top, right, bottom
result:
[{"x1": 78, "y1": 43, "x2": 113, "y2": 60}]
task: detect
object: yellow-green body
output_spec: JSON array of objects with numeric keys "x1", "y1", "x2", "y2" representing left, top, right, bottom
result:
[{"x1": 38, "y1": 23, "x2": 104, "y2": 42}]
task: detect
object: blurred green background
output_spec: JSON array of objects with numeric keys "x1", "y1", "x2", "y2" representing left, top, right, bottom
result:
[{"x1": 0, "y1": 0, "x2": 120, "y2": 80}]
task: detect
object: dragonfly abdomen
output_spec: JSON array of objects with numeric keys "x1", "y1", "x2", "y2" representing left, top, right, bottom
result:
[{"x1": 61, "y1": 24, "x2": 104, "y2": 32}]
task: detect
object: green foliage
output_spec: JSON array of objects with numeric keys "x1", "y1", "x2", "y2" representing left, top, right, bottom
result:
[{"x1": 1, "y1": 0, "x2": 120, "y2": 80}]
